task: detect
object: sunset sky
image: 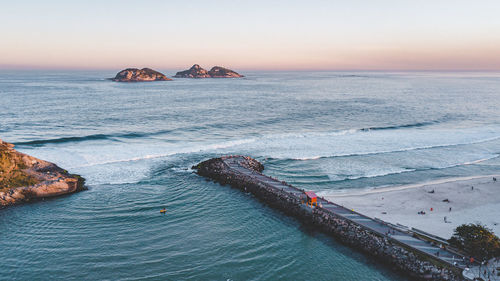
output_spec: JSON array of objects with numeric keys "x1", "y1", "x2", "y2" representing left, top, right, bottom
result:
[{"x1": 1, "y1": 0, "x2": 500, "y2": 71}]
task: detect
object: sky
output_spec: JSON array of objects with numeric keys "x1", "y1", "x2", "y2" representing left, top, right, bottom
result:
[{"x1": 1, "y1": 0, "x2": 500, "y2": 71}]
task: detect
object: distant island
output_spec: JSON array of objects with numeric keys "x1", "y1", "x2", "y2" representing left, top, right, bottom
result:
[
  {"x1": 174, "y1": 64, "x2": 243, "y2": 78},
  {"x1": 112, "y1": 68, "x2": 172, "y2": 82},
  {"x1": 0, "y1": 139, "x2": 85, "y2": 207}
]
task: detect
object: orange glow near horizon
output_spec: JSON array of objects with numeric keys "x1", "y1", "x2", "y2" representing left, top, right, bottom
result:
[{"x1": 3, "y1": 42, "x2": 500, "y2": 71}]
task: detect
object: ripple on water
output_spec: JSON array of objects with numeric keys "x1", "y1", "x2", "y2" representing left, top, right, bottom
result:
[{"x1": 0, "y1": 163, "x2": 409, "y2": 281}]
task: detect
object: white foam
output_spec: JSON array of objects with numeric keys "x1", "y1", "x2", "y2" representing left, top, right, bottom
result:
[
  {"x1": 16, "y1": 125, "x2": 500, "y2": 186},
  {"x1": 243, "y1": 126, "x2": 500, "y2": 160}
]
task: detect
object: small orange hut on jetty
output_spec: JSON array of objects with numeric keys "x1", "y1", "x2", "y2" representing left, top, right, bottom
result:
[{"x1": 304, "y1": 191, "x2": 318, "y2": 207}]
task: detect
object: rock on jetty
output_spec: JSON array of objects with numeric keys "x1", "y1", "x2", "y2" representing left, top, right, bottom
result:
[
  {"x1": 174, "y1": 64, "x2": 243, "y2": 78},
  {"x1": 0, "y1": 139, "x2": 86, "y2": 208},
  {"x1": 112, "y1": 68, "x2": 172, "y2": 82},
  {"x1": 193, "y1": 156, "x2": 464, "y2": 281}
]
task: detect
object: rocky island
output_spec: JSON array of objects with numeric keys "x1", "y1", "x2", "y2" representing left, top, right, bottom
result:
[
  {"x1": 208, "y1": 66, "x2": 244, "y2": 78},
  {"x1": 112, "y1": 68, "x2": 172, "y2": 82},
  {"x1": 174, "y1": 64, "x2": 243, "y2": 78},
  {"x1": 0, "y1": 139, "x2": 85, "y2": 208}
]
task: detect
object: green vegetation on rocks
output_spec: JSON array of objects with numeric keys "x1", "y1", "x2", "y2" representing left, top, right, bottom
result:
[{"x1": 0, "y1": 143, "x2": 39, "y2": 191}]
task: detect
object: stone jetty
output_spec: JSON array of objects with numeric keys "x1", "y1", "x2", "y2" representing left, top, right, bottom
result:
[{"x1": 193, "y1": 156, "x2": 469, "y2": 281}]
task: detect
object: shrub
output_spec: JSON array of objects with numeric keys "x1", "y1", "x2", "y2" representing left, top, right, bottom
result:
[{"x1": 448, "y1": 223, "x2": 500, "y2": 260}]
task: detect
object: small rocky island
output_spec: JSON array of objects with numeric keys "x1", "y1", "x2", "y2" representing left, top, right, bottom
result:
[
  {"x1": 0, "y1": 139, "x2": 85, "y2": 208},
  {"x1": 112, "y1": 68, "x2": 172, "y2": 82},
  {"x1": 174, "y1": 64, "x2": 243, "y2": 78},
  {"x1": 208, "y1": 66, "x2": 244, "y2": 78}
]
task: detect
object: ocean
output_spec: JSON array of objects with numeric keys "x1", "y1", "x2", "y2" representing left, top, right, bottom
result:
[{"x1": 1, "y1": 70, "x2": 499, "y2": 280}]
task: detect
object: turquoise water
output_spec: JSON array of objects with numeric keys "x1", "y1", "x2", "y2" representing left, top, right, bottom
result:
[{"x1": 1, "y1": 70, "x2": 500, "y2": 280}]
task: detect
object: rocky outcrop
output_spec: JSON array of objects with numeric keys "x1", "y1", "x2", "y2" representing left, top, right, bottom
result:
[
  {"x1": 173, "y1": 64, "x2": 211, "y2": 78},
  {"x1": 208, "y1": 66, "x2": 243, "y2": 78},
  {"x1": 193, "y1": 156, "x2": 464, "y2": 281},
  {"x1": 0, "y1": 139, "x2": 86, "y2": 208},
  {"x1": 174, "y1": 64, "x2": 243, "y2": 78},
  {"x1": 112, "y1": 68, "x2": 172, "y2": 82}
]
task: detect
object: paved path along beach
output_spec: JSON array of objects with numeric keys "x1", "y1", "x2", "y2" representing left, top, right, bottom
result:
[{"x1": 223, "y1": 156, "x2": 483, "y2": 278}]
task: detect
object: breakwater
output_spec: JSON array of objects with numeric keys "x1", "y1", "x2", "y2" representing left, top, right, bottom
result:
[{"x1": 193, "y1": 156, "x2": 466, "y2": 281}]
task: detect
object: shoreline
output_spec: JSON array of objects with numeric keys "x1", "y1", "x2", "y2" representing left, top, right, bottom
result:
[
  {"x1": 322, "y1": 174, "x2": 499, "y2": 197},
  {"x1": 323, "y1": 175, "x2": 500, "y2": 239}
]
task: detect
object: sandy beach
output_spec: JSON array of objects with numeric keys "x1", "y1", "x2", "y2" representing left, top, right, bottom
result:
[{"x1": 322, "y1": 175, "x2": 500, "y2": 239}]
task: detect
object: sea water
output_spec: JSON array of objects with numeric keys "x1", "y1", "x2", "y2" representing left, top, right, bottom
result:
[{"x1": 1, "y1": 70, "x2": 499, "y2": 280}]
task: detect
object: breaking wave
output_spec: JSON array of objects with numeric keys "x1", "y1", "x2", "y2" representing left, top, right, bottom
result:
[
  {"x1": 326, "y1": 154, "x2": 500, "y2": 183},
  {"x1": 289, "y1": 135, "x2": 500, "y2": 161},
  {"x1": 360, "y1": 120, "x2": 440, "y2": 132},
  {"x1": 13, "y1": 120, "x2": 443, "y2": 147},
  {"x1": 13, "y1": 132, "x2": 153, "y2": 146}
]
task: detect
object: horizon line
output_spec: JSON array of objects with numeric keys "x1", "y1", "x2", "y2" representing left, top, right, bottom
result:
[{"x1": 2, "y1": 65, "x2": 500, "y2": 73}]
